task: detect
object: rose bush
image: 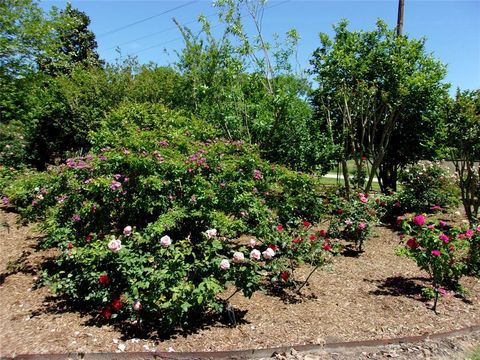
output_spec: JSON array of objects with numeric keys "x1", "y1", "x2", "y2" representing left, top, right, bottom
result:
[
  {"x1": 397, "y1": 215, "x2": 478, "y2": 305},
  {"x1": 1, "y1": 103, "x2": 330, "y2": 328},
  {"x1": 397, "y1": 162, "x2": 460, "y2": 213},
  {"x1": 326, "y1": 190, "x2": 386, "y2": 251}
]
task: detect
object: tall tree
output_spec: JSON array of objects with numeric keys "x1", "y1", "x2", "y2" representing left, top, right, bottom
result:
[
  {"x1": 311, "y1": 19, "x2": 448, "y2": 194},
  {"x1": 38, "y1": 3, "x2": 102, "y2": 75}
]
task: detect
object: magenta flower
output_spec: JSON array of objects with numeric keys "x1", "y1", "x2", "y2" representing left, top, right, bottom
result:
[
  {"x1": 465, "y1": 229, "x2": 474, "y2": 238},
  {"x1": 413, "y1": 215, "x2": 425, "y2": 226},
  {"x1": 439, "y1": 220, "x2": 447, "y2": 228},
  {"x1": 2, "y1": 196, "x2": 9, "y2": 205},
  {"x1": 71, "y1": 214, "x2": 81, "y2": 222},
  {"x1": 110, "y1": 181, "x2": 122, "y2": 191},
  {"x1": 252, "y1": 169, "x2": 263, "y2": 180},
  {"x1": 439, "y1": 234, "x2": 450, "y2": 243},
  {"x1": 358, "y1": 222, "x2": 367, "y2": 230},
  {"x1": 427, "y1": 224, "x2": 435, "y2": 230},
  {"x1": 431, "y1": 249, "x2": 441, "y2": 257}
]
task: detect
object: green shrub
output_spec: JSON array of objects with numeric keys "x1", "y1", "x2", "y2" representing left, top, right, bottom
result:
[
  {"x1": 397, "y1": 162, "x2": 460, "y2": 213},
  {"x1": 397, "y1": 215, "x2": 479, "y2": 307},
  {"x1": 2, "y1": 107, "x2": 329, "y2": 328}
]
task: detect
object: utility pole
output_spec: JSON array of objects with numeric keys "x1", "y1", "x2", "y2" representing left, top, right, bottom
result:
[{"x1": 397, "y1": 0, "x2": 405, "y2": 36}]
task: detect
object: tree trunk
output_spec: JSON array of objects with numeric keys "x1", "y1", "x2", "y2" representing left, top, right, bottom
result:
[
  {"x1": 342, "y1": 159, "x2": 351, "y2": 199},
  {"x1": 379, "y1": 162, "x2": 398, "y2": 192}
]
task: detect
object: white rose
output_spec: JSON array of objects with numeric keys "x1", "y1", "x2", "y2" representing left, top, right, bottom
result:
[{"x1": 250, "y1": 249, "x2": 261, "y2": 260}]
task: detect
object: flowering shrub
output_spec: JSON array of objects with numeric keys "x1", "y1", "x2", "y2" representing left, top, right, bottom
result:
[
  {"x1": 397, "y1": 162, "x2": 460, "y2": 213},
  {"x1": 1, "y1": 106, "x2": 329, "y2": 328},
  {"x1": 327, "y1": 191, "x2": 385, "y2": 251},
  {"x1": 397, "y1": 215, "x2": 476, "y2": 297},
  {"x1": 259, "y1": 220, "x2": 334, "y2": 289}
]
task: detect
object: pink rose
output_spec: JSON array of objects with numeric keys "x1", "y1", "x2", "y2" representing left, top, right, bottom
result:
[
  {"x1": 249, "y1": 238, "x2": 256, "y2": 248},
  {"x1": 344, "y1": 219, "x2": 353, "y2": 226},
  {"x1": 465, "y1": 229, "x2": 474, "y2": 238},
  {"x1": 123, "y1": 226, "x2": 132, "y2": 236},
  {"x1": 427, "y1": 224, "x2": 435, "y2": 230},
  {"x1": 206, "y1": 229, "x2": 217, "y2": 238},
  {"x1": 413, "y1": 215, "x2": 425, "y2": 226},
  {"x1": 160, "y1": 235, "x2": 172, "y2": 247},
  {"x1": 133, "y1": 301, "x2": 142, "y2": 311},
  {"x1": 476, "y1": 225, "x2": 480, "y2": 232},
  {"x1": 233, "y1": 252, "x2": 244, "y2": 263},
  {"x1": 431, "y1": 249, "x2": 441, "y2": 257},
  {"x1": 439, "y1": 234, "x2": 450, "y2": 243},
  {"x1": 250, "y1": 249, "x2": 261, "y2": 260},
  {"x1": 262, "y1": 247, "x2": 275, "y2": 260},
  {"x1": 108, "y1": 239, "x2": 122, "y2": 252},
  {"x1": 219, "y1": 259, "x2": 230, "y2": 270},
  {"x1": 358, "y1": 222, "x2": 367, "y2": 230}
]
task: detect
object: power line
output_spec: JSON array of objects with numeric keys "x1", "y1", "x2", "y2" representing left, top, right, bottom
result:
[
  {"x1": 105, "y1": 11, "x2": 218, "y2": 52},
  {"x1": 129, "y1": 0, "x2": 291, "y2": 57},
  {"x1": 98, "y1": 0, "x2": 199, "y2": 38}
]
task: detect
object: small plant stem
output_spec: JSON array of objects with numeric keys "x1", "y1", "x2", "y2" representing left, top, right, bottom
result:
[
  {"x1": 296, "y1": 264, "x2": 320, "y2": 294},
  {"x1": 433, "y1": 287, "x2": 439, "y2": 314},
  {"x1": 225, "y1": 287, "x2": 240, "y2": 302}
]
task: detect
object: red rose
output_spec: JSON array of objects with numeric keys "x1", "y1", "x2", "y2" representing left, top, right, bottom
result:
[
  {"x1": 85, "y1": 234, "x2": 93, "y2": 242},
  {"x1": 276, "y1": 224, "x2": 284, "y2": 232},
  {"x1": 67, "y1": 242, "x2": 74, "y2": 249},
  {"x1": 302, "y1": 220, "x2": 312, "y2": 228},
  {"x1": 99, "y1": 274, "x2": 110, "y2": 286},
  {"x1": 112, "y1": 298, "x2": 122, "y2": 311},
  {"x1": 101, "y1": 307, "x2": 112, "y2": 320},
  {"x1": 292, "y1": 237, "x2": 302, "y2": 244},
  {"x1": 280, "y1": 271, "x2": 290, "y2": 281},
  {"x1": 309, "y1": 234, "x2": 317, "y2": 241},
  {"x1": 319, "y1": 229, "x2": 327, "y2": 237},
  {"x1": 406, "y1": 238, "x2": 418, "y2": 249},
  {"x1": 268, "y1": 244, "x2": 279, "y2": 251},
  {"x1": 322, "y1": 241, "x2": 332, "y2": 251}
]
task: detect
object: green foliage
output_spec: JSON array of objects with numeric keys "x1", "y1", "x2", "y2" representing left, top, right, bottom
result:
[
  {"x1": 397, "y1": 162, "x2": 460, "y2": 213},
  {"x1": 173, "y1": 1, "x2": 335, "y2": 172},
  {"x1": 445, "y1": 89, "x2": 480, "y2": 225},
  {"x1": 311, "y1": 19, "x2": 448, "y2": 193},
  {"x1": 398, "y1": 215, "x2": 474, "y2": 290},
  {"x1": 0, "y1": 0, "x2": 53, "y2": 76},
  {"x1": 326, "y1": 191, "x2": 385, "y2": 251},
  {"x1": 37, "y1": 3, "x2": 103, "y2": 75},
  {"x1": 1, "y1": 111, "x2": 329, "y2": 327}
]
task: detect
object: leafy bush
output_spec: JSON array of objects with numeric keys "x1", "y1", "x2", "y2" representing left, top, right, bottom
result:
[
  {"x1": 397, "y1": 162, "x2": 460, "y2": 213},
  {"x1": 1, "y1": 106, "x2": 329, "y2": 328},
  {"x1": 397, "y1": 215, "x2": 478, "y2": 305},
  {"x1": 326, "y1": 191, "x2": 385, "y2": 251}
]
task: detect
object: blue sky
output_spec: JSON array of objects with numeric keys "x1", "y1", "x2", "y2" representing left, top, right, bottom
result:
[{"x1": 40, "y1": 0, "x2": 480, "y2": 93}]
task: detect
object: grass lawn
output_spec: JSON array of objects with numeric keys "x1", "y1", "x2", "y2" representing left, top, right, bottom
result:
[
  {"x1": 466, "y1": 346, "x2": 480, "y2": 360},
  {"x1": 319, "y1": 174, "x2": 382, "y2": 192}
]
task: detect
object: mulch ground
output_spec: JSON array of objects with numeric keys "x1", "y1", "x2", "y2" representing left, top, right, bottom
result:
[{"x1": 1, "y1": 207, "x2": 479, "y2": 358}]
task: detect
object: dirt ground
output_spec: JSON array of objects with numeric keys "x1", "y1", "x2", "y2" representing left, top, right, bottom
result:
[{"x1": 1, "y1": 207, "x2": 479, "y2": 358}]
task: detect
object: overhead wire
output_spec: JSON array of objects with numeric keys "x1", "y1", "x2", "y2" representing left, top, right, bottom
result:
[
  {"x1": 129, "y1": 0, "x2": 291, "y2": 56},
  {"x1": 98, "y1": 0, "x2": 199, "y2": 38},
  {"x1": 105, "y1": 11, "x2": 218, "y2": 51}
]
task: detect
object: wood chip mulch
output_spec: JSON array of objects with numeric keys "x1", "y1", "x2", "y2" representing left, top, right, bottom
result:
[{"x1": 0, "y1": 208, "x2": 479, "y2": 357}]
